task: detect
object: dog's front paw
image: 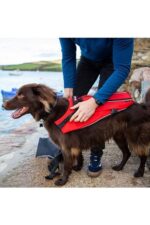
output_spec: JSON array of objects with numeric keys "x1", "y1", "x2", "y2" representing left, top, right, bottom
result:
[
  {"x1": 134, "y1": 170, "x2": 144, "y2": 178},
  {"x1": 112, "y1": 164, "x2": 123, "y2": 171},
  {"x1": 73, "y1": 165, "x2": 82, "y2": 171},
  {"x1": 55, "y1": 177, "x2": 68, "y2": 186},
  {"x1": 45, "y1": 172, "x2": 60, "y2": 180}
]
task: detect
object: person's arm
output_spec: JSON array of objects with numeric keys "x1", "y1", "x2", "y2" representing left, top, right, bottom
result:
[
  {"x1": 93, "y1": 38, "x2": 134, "y2": 104},
  {"x1": 59, "y1": 38, "x2": 76, "y2": 96},
  {"x1": 70, "y1": 38, "x2": 134, "y2": 122}
]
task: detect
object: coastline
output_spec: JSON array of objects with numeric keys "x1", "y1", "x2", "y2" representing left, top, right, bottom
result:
[{"x1": 0, "y1": 39, "x2": 150, "y2": 73}]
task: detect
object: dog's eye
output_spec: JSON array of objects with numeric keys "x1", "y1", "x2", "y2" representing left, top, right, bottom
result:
[{"x1": 17, "y1": 94, "x2": 24, "y2": 99}]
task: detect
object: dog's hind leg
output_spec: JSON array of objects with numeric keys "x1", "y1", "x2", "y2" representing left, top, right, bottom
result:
[
  {"x1": 73, "y1": 152, "x2": 84, "y2": 171},
  {"x1": 55, "y1": 149, "x2": 73, "y2": 186},
  {"x1": 112, "y1": 132, "x2": 131, "y2": 171},
  {"x1": 146, "y1": 155, "x2": 150, "y2": 170},
  {"x1": 134, "y1": 155, "x2": 147, "y2": 177}
]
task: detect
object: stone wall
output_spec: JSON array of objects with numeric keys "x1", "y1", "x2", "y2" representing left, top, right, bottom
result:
[{"x1": 132, "y1": 38, "x2": 150, "y2": 70}]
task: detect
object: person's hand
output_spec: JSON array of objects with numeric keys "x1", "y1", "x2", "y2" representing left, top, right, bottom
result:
[
  {"x1": 64, "y1": 88, "x2": 73, "y2": 98},
  {"x1": 70, "y1": 97, "x2": 98, "y2": 122}
]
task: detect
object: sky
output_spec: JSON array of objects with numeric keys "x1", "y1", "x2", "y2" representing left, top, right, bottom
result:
[
  {"x1": 0, "y1": 38, "x2": 62, "y2": 65},
  {"x1": 0, "y1": 38, "x2": 81, "y2": 65}
]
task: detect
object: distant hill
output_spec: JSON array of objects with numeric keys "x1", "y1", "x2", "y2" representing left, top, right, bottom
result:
[
  {"x1": 0, "y1": 39, "x2": 150, "y2": 72},
  {"x1": 0, "y1": 61, "x2": 62, "y2": 72}
]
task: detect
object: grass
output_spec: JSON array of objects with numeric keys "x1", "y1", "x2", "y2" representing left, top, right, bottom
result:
[{"x1": 0, "y1": 61, "x2": 62, "y2": 72}]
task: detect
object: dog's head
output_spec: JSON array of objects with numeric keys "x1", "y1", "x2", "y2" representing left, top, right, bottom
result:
[{"x1": 2, "y1": 83, "x2": 57, "y2": 121}]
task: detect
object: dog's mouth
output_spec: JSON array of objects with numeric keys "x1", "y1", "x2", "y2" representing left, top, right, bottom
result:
[{"x1": 11, "y1": 106, "x2": 29, "y2": 119}]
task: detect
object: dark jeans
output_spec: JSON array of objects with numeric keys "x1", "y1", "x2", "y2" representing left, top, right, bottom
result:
[{"x1": 73, "y1": 56, "x2": 114, "y2": 153}]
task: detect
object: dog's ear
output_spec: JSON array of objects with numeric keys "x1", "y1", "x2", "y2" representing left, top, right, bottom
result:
[
  {"x1": 32, "y1": 84, "x2": 55, "y2": 99},
  {"x1": 24, "y1": 85, "x2": 38, "y2": 101},
  {"x1": 31, "y1": 86, "x2": 40, "y2": 96},
  {"x1": 31, "y1": 84, "x2": 56, "y2": 112}
]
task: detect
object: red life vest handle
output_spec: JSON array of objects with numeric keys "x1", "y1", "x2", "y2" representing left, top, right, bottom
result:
[{"x1": 58, "y1": 96, "x2": 83, "y2": 129}]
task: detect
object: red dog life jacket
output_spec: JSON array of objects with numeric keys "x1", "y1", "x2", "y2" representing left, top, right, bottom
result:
[{"x1": 55, "y1": 92, "x2": 134, "y2": 134}]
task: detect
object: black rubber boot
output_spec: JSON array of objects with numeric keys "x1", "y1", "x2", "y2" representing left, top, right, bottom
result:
[{"x1": 87, "y1": 147, "x2": 103, "y2": 177}]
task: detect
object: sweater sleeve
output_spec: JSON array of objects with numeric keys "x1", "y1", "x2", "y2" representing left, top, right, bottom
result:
[
  {"x1": 94, "y1": 38, "x2": 134, "y2": 103},
  {"x1": 59, "y1": 38, "x2": 76, "y2": 88}
]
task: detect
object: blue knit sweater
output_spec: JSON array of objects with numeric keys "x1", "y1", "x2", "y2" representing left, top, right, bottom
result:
[{"x1": 59, "y1": 38, "x2": 134, "y2": 103}]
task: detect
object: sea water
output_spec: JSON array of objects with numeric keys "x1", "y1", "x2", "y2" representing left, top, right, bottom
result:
[{"x1": 0, "y1": 70, "x2": 63, "y2": 137}]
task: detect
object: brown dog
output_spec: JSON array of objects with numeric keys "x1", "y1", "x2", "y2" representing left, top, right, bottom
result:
[{"x1": 3, "y1": 83, "x2": 150, "y2": 186}]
